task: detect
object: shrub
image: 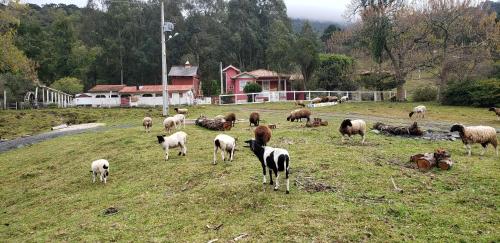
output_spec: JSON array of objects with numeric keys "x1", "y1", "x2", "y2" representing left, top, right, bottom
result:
[
  {"x1": 51, "y1": 77, "x2": 83, "y2": 95},
  {"x1": 412, "y1": 87, "x2": 437, "y2": 102},
  {"x1": 315, "y1": 54, "x2": 357, "y2": 90},
  {"x1": 441, "y1": 78, "x2": 500, "y2": 107},
  {"x1": 243, "y1": 83, "x2": 262, "y2": 102}
]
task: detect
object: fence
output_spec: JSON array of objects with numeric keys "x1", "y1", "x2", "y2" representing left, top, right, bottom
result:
[{"x1": 218, "y1": 90, "x2": 404, "y2": 105}]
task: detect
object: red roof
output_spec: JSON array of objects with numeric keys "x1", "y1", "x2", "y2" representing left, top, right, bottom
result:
[
  {"x1": 88, "y1": 85, "x2": 126, "y2": 93},
  {"x1": 231, "y1": 69, "x2": 291, "y2": 79},
  {"x1": 118, "y1": 85, "x2": 193, "y2": 94}
]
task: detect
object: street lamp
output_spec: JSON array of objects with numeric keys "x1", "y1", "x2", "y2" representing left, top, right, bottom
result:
[{"x1": 161, "y1": 1, "x2": 176, "y2": 117}]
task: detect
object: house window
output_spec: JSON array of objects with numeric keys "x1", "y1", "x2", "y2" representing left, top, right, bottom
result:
[
  {"x1": 111, "y1": 95, "x2": 119, "y2": 98},
  {"x1": 239, "y1": 80, "x2": 248, "y2": 92},
  {"x1": 179, "y1": 93, "x2": 183, "y2": 98},
  {"x1": 261, "y1": 81, "x2": 270, "y2": 91},
  {"x1": 142, "y1": 94, "x2": 153, "y2": 97},
  {"x1": 95, "y1": 95, "x2": 106, "y2": 98}
]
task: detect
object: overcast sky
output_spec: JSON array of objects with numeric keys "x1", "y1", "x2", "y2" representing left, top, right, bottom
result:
[{"x1": 21, "y1": 0, "x2": 351, "y2": 22}]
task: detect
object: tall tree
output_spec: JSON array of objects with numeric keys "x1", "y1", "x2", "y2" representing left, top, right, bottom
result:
[{"x1": 292, "y1": 21, "x2": 320, "y2": 90}]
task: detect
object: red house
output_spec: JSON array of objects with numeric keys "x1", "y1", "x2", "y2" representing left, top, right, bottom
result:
[
  {"x1": 168, "y1": 61, "x2": 201, "y2": 96},
  {"x1": 222, "y1": 65, "x2": 292, "y2": 101}
]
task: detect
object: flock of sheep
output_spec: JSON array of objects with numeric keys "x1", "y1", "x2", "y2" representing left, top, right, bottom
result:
[{"x1": 90, "y1": 102, "x2": 499, "y2": 194}]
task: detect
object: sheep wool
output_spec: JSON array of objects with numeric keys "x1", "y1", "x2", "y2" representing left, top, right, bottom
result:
[
  {"x1": 450, "y1": 124, "x2": 498, "y2": 156},
  {"x1": 163, "y1": 117, "x2": 177, "y2": 133},
  {"x1": 225, "y1": 113, "x2": 236, "y2": 127},
  {"x1": 489, "y1": 107, "x2": 500, "y2": 120},
  {"x1": 157, "y1": 131, "x2": 188, "y2": 161},
  {"x1": 174, "y1": 108, "x2": 188, "y2": 115},
  {"x1": 213, "y1": 134, "x2": 236, "y2": 164},
  {"x1": 339, "y1": 119, "x2": 367, "y2": 144},
  {"x1": 254, "y1": 125, "x2": 272, "y2": 145},
  {"x1": 409, "y1": 105, "x2": 427, "y2": 119},
  {"x1": 173, "y1": 114, "x2": 185, "y2": 129},
  {"x1": 91, "y1": 159, "x2": 109, "y2": 184},
  {"x1": 249, "y1": 112, "x2": 260, "y2": 126},
  {"x1": 286, "y1": 109, "x2": 311, "y2": 122},
  {"x1": 143, "y1": 117, "x2": 153, "y2": 133}
]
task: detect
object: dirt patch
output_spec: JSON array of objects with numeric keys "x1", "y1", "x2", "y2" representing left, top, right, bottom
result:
[
  {"x1": 295, "y1": 174, "x2": 336, "y2": 193},
  {"x1": 103, "y1": 207, "x2": 119, "y2": 216}
]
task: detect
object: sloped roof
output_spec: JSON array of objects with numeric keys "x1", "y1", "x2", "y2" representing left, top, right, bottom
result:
[
  {"x1": 222, "y1": 65, "x2": 241, "y2": 72},
  {"x1": 88, "y1": 85, "x2": 126, "y2": 93},
  {"x1": 232, "y1": 69, "x2": 291, "y2": 79},
  {"x1": 168, "y1": 66, "x2": 198, "y2": 77},
  {"x1": 118, "y1": 85, "x2": 193, "y2": 93}
]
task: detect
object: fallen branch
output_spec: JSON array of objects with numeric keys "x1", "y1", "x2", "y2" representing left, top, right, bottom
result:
[
  {"x1": 232, "y1": 233, "x2": 249, "y2": 241},
  {"x1": 206, "y1": 223, "x2": 223, "y2": 231},
  {"x1": 390, "y1": 177, "x2": 403, "y2": 193},
  {"x1": 207, "y1": 239, "x2": 218, "y2": 243}
]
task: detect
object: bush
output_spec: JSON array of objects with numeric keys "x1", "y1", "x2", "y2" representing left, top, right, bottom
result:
[
  {"x1": 315, "y1": 54, "x2": 357, "y2": 90},
  {"x1": 243, "y1": 83, "x2": 262, "y2": 102},
  {"x1": 441, "y1": 79, "x2": 500, "y2": 107},
  {"x1": 412, "y1": 87, "x2": 437, "y2": 102},
  {"x1": 51, "y1": 77, "x2": 83, "y2": 95}
]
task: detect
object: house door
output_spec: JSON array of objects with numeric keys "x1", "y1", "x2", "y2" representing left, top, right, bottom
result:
[{"x1": 172, "y1": 93, "x2": 179, "y2": 105}]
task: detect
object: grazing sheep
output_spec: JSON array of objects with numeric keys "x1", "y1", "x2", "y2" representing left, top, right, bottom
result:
[
  {"x1": 163, "y1": 117, "x2": 177, "y2": 133},
  {"x1": 91, "y1": 159, "x2": 109, "y2": 184},
  {"x1": 157, "y1": 131, "x2": 187, "y2": 161},
  {"x1": 244, "y1": 139, "x2": 290, "y2": 194},
  {"x1": 254, "y1": 125, "x2": 272, "y2": 145},
  {"x1": 310, "y1": 97, "x2": 322, "y2": 104},
  {"x1": 249, "y1": 112, "x2": 260, "y2": 126},
  {"x1": 225, "y1": 113, "x2": 236, "y2": 127},
  {"x1": 213, "y1": 134, "x2": 236, "y2": 164},
  {"x1": 295, "y1": 100, "x2": 306, "y2": 107},
  {"x1": 327, "y1": 96, "x2": 338, "y2": 102},
  {"x1": 286, "y1": 109, "x2": 311, "y2": 122},
  {"x1": 450, "y1": 124, "x2": 498, "y2": 156},
  {"x1": 173, "y1": 114, "x2": 185, "y2": 129},
  {"x1": 174, "y1": 108, "x2": 188, "y2": 115},
  {"x1": 489, "y1": 107, "x2": 500, "y2": 120},
  {"x1": 339, "y1": 119, "x2": 367, "y2": 144},
  {"x1": 143, "y1": 117, "x2": 153, "y2": 133},
  {"x1": 339, "y1": 95, "x2": 349, "y2": 103},
  {"x1": 409, "y1": 105, "x2": 427, "y2": 119}
]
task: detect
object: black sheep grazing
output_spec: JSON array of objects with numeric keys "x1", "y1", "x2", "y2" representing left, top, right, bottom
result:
[{"x1": 249, "y1": 112, "x2": 260, "y2": 126}]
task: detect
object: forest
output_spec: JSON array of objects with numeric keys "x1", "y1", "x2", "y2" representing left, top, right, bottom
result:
[{"x1": 0, "y1": 0, "x2": 499, "y2": 105}]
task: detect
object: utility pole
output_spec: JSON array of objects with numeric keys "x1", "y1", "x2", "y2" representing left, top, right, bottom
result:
[
  {"x1": 220, "y1": 62, "x2": 223, "y2": 94},
  {"x1": 161, "y1": 1, "x2": 168, "y2": 116}
]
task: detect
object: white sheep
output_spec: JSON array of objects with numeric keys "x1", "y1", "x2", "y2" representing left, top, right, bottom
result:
[
  {"x1": 173, "y1": 114, "x2": 185, "y2": 129},
  {"x1": 213, "y1": 134, "x2": 236, "y2": 165},
  {"x1": 340, "y1": 95, "x2": 349, "y2": 103},
  {"x1": 339, "y1": 119, "x2": 367, "y2": 144},
  {"x1": 143, "y1": 117, "x2": 153, "y2": 133},
  {"x1": 174, "y1": 108, "x2": 188, "y2": 115},
  {"x1": 91, "y1": 159, "x2": 109, "y2": 184},
  {"x1": 157, "y1": 132, "x2": 187, "y2": 160},
  {"x1": 163, "y1": 117, "x2": 177, "y2": 133},
  {"x1": 450, "y1": 124, "x2": 498, "y2": 156},
  {"x1": 409, "y1": 105, "x2": 427, "y2": 119}
]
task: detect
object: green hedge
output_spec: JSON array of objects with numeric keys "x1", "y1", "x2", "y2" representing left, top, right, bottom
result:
[
  {"x1": 413, "y1": 86, "x2": 437, "y2": 102},
  {"x1": 441, "y1": 79, "x2": 500, "y2": 107}
]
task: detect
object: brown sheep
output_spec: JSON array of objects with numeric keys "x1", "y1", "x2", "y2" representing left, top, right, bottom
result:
[
  {"x1": 249, "y1": 112, "x2": 260, "y2": 126},
  {"x1": 489, "y1": 107, "x2": 500, "y2": 120},
  {"x1": 254, "y1": 125, "x2": 272, "y2": 145},
  {"x1": 327, "y1": 96, "x2": 338, "y2": 102},
  {"x1": 286, "y1": 109, "x2": 311, "y2": 122},
  {"x1": 311, "y1": 97, "x2": 322, "y2": 104},
  {"x1": 295, "y1": 100, "x2": 306, "y2": 107},
  {"x1": 225, "y1": 113, "x2": 236, "y2": 127}
]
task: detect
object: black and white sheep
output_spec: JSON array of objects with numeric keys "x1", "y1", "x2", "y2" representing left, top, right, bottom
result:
[
  {"x1": 339, "y1": 119, "x2": 367, "y2": 144},
  {"x1": 409, "y1": 105, "x2": 427, "y2": 119},
  {"x1": 157, "y1": 131, "x2": 188, "y2": 160},
  {"x1": 450, "y1": 124, "x2": 498, "y2": 156},
  {"x1": 339, "y1": 95, "x2": 348, "y2": 103},
  {"x1": 489, "y1": 107, "x2": 500, "y2": 120},
  {"x1": 286, "y1": 109, "x2": 311, "y2": 122},
  {"x1": 244, "y1": 139, "x2": 290, "y2": 194},
  {"x1": 174, "y1": 108, "x2": 188, "y2": 115},
  {"x1": 143, "y1": 117, "x2": 153, "y2": 133},
  {"x1": 249, "y1": 112, "x2": 260, "y2": 126},
  {"x1": 213, "y1": 134, "x2": 236, "y2": 164},
  {"x1": 91, "y1": 159, "x2": 109, "y2": 184}
]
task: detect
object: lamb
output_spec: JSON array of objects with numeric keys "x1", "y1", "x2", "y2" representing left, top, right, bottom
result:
[
  {"x1": 244, "y1": 139, "x2": 290, "y2": 194},
  {"x1": 450, "y1": 124, "x2": 498, "y2": 156},
  {"x1": 174, "y1": 108, "x2": 188, "y2": 115},
  {"x1": 91, "y1": 159, "x2": 109, "y2": 184},
  {"x1": 213, "y1": 134, "x2": 236, "y2": 164},
  {"x1": 173, "y1": 114, "x2": 185, "y2": 129},
  {"x1": 254, "y1": 125, "x2": 272, "y2": 145},
  {"x1": 339, "y1": 95, "x2": 349, "y2": 103},
  {"x1": 143, "y1": 117, "x2": 153, "y2": 133},
  {"x1": 489, "y1": 107, "x2": 500, "y2": 120},
  {"x1": 295, "y1": 100, "x2": 306, "y2": 107},
  {"x1": 286, "y1": 109, "x2": 311, "y2": 122},
  {"x1": 225, "y1": 113, "x2": 236, "y2": 127},
  {"x1": 163, "y1": 117, "x2": 177, "y2": 133},
  {"x1": 339, "y1": 119, "x2": 367, "y2": 144},
  {"x1": 249, "y1": 112, "x2": 260, "y2": 126},
  {"x1": 409, "y1": 105, "x2": 427, "y2": 119},
  {"x1": 157, "y1": 131, "x2": 187, "y2": 161}
]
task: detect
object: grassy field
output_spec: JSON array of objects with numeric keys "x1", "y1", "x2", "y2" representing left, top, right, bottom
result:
[{"x1": 0, "y1": 102, "x2": 499, "y2": 241}]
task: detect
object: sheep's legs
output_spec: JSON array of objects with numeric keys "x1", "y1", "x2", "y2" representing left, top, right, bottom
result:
[
  {"x1": 92, "y1": 172, "x2": 96, "y2": 183},
  {"x1": 221, "y1": 150, "x2": 225, "y2": 161},
  {"x1": 274, "y1": 172, "x2": 280, "y2": 191},
  {"x1": 269, "y1": 169, "x2": 274, "y2": 185},
  {"x1": 213, "y1": 146, "x2": 218, "y2": 165},
  {"x1": 262, "y1": 167, "x2": 267, "y2": 184},
  {"x1": 465, "y1": 144, "x2": 472, "y2": 156},
  {"x1": 165, "y1": 148, "x2": 169, "y2": 161},
  {"x1": 230, "y1": 146, "x2": 235, "y2": 161},
  {"x1": 481, "y1": 143, "x2": 488, "y2": 156},
  {"x1": 286, "y1": 168, "x2": 290, "y2": 194},
  {"x1": 361, "y1": 134, "x2": 366, "y2": 145},
  {"x1": 182, "y1": 145, "x2": 187, "y2": 156}
]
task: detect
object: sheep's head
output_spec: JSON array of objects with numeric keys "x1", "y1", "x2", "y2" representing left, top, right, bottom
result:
[
  {"x1": 174, "y1": 108, "x2": 179, "y2": 112},
  {"x1": 450, "y1": 124, "x2": 465, "y2": 134},
  {"x1": 409, "y1": 111, "x2": 415, "y2": 118},
  {"x1": 243, "y1": 139, "x2": 263, "y2": 153},
  {"x1": 157, "y1": 135, "x2": 165, "y2": 144},
  {"x1": 489, "y1": 107, "x2": 497, "y2": 111},
  {"x1": 286, "y1": 115, "x2": 292, "y2": 121},
  {"x1": 340, "y1": 119, "x2": 353, "y2": 129}
]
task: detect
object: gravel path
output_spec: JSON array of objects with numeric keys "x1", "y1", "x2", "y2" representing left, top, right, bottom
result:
[{"x1": 0, "y1": 123, "x2": 132, "y2": 153}]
